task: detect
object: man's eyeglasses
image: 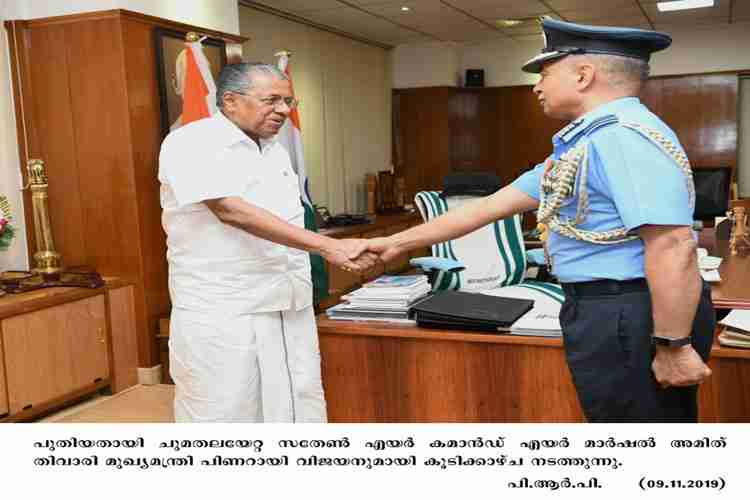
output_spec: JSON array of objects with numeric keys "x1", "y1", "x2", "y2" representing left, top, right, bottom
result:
[{"x1": 232, "y1": 91, "x2": 300, "y2": 110}]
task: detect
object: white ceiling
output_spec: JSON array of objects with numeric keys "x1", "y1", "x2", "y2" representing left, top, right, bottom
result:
[{"x1": 241, "y1": 0, "x2": 747, "y2": 46}]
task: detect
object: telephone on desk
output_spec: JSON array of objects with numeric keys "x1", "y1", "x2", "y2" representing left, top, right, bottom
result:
[
  {"x1": 325, "y1": 214, "x2": 371, "y2": 227},
  {"x1": 315, "y1": 206, "x2": 372, "y2": 228}
]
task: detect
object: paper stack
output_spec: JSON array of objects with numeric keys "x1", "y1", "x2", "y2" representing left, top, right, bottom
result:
[
  {"x1": 481, "y1": 283, "x2": 563, "y2": 337},
  {"x1": 718, "y1": 309, "x2": 750, "y2": 349},
  {"x1": 697, "y1": 247, "x2": 722, "y2": 282},
  {"x1": 326, "y1": 274, "x2": 431, "y2": 323}
]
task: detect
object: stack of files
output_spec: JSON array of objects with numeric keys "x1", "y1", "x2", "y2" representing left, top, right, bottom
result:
[
  {"x1": 481, "y1": 283, "x2": 563, "y2": 337},
  {"x1": 409, "y1": 290, "x2": 534, "y2": 332},
  {"x1": 718, "y1": 309, "x2": 750, "y2": 349},
  {"x1": 326, "y1": 274, "x2": 431, "y2": 323},
  {"x1": 325, "y1": 302, "x2": 417, "y2": 323}
]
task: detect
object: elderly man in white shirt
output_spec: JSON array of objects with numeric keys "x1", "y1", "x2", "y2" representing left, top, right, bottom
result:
[{"x1": 159, "y1": 63, "x2": 372, "y2": 422}]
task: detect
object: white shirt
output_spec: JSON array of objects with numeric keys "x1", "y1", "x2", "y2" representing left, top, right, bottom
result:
[{"x1": 158, "y1": 112, "x2": 312, "y2": 314}]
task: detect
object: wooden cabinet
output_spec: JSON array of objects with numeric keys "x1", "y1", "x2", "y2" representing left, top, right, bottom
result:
[
  {"x1": 5, "y1": 10, "x2": 247, "y2": 369},
  {"x1": 2, "y1": 296, "x2": 108, "y2": 413},
  {"x1": 107, "y1": 286, "x2": 139, "y2": 393},
  {"x1": 393, "y1": 75, "x2": 739, "y2": 231},
  {"x1": 0, "y1": 281, "x2": 138, "y2": 421}
]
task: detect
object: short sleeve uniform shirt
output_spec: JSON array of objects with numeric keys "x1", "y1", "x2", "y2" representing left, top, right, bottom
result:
[{"x1": 512, "y1": 97, "x2": 692, "y2": 283}]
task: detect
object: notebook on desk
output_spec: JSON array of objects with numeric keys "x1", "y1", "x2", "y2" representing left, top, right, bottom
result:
[{"x1": 409, "y1": 290, "x2": 534, "y2": 332}]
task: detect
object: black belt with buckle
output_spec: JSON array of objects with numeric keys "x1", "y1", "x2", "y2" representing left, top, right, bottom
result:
[{"x1": 561, "y1": 278, "x2": 648, "y2": 297}]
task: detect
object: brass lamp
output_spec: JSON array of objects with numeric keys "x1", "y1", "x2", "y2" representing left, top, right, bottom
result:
[{"x1": 24, "y1": 159, "x2": 63, "y2": 275}]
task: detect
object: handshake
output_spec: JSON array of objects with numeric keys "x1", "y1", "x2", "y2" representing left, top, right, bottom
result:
[{"x1": 319, "y1": 237, "x2": 402, "y2": 274}]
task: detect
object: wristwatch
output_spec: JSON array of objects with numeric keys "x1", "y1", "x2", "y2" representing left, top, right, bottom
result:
[{"x1": 652, "y1": 335, "x2": 692, "y2": 348}]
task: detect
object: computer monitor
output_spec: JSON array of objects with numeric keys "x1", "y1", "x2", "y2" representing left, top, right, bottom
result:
[{"x1": 693, "y1": 167, "x2": 732, "y2": 221}]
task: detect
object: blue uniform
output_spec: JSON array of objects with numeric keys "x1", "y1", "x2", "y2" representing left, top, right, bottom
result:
[
  {"x1": 512, "y1": 97, "x2": 693, "y2": 282},
  {"x1": 513, "y1": 17, "x2": 714, "y2": 423},
  {"x1": 512, "y1": 97, "x2": 715, "y2": 422}
]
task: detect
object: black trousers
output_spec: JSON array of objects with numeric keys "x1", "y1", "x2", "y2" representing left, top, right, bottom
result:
[{"x1": 560, "y1": 278, "x2": 715, "y2": 423}]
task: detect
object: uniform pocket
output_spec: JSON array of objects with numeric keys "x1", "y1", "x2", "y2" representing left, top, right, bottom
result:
[{"x1": 563, "y1": 297, "x2": 626, "y2": 369}]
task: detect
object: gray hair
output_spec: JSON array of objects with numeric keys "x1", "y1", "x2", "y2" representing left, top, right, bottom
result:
[
  {"x1": 570, "y1": 53, "x2": 650, "y2": 87},
  {"x1": 216, "y1": 62, "x2": 288, "y2": 109}
]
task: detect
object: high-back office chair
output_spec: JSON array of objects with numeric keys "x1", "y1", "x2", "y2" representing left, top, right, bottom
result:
[
  {"x1": 414, "y1": 191, "x2": 527, "y2": 292},
  {"x1": 693, "y1": 166, "x2": 733, "y2": 224},
  {"x1": 413, "y1": 190, "x2": 565, "y2": 332}
]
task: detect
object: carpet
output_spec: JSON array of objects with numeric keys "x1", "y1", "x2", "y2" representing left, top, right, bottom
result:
[{"x1": 45, "y1": 385, "x2": 174, "y2": 423}]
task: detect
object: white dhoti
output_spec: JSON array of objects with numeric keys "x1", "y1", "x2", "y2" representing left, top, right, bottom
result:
[{"x1": 169, "y1": 305, "x2": 327, "y2": 423}]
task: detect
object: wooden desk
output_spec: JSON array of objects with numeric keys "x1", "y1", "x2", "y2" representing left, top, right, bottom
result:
[
  {"x1": 317, "y1": 317, "x2": 750, "y2": 423},
  {"x1": 710, "y1": 236, "x2": 750, "y2": 309},
  {"x1": 318, "y1": 228, "x2": 750, "y2": 423}
]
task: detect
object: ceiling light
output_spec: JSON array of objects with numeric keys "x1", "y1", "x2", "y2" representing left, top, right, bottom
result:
[
  {"x1": 401, "y1": 6, "x2": 410, "y2": 11},
  {"x1": 495, "y1": 19, "x2": 524, "y2": 27},
  {"x1": 657, "y1": 0, "x2": 714, "y2": 12}
]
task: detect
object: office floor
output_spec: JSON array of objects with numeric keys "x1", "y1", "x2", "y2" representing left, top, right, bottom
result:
[{"x1": 39, "y1": 385, "x2": 174, "y2": 423}]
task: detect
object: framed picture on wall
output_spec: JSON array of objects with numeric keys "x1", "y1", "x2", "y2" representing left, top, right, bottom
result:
[{"x1": 154, "y1": 27, "x2": 227, "y2": 139}]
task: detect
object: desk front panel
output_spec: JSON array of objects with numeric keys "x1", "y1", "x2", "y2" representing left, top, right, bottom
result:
[
  {"x1": 318, "y1": 319, "x2": 750, "y2": 423},
  {"x1": 319, "y1": 326, "x2": 584, "y2": 423}
]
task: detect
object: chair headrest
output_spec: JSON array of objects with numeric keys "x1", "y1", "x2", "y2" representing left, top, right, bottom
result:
[{"x1": 441, "y1": 171, "x2": 502, "y2": 198}]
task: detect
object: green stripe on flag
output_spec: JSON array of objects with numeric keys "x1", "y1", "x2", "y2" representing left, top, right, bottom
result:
[{"x1": 303, "y1": 201, "x2": 329, "y2": 304}]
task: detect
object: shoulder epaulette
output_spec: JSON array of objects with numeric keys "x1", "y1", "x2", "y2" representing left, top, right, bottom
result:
[
  {"x1": 580, "y1": 114, "x2": 620, "y2": 138},
  {"x1": 559, "y1": 114, "x2": 619, "y2": 143}
]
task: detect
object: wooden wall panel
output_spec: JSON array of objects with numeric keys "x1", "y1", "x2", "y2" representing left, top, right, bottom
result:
[
  {"x1": 498, "y1": 86, "x2": 566, "y2": 184},
  {"x1": 121, "y1": 17, "x2": 171, "y2": 357},
  {"x1": 66, "y1": 18, "x2": 142, "y2": 277},
  {"x1": 395, "y1": 72, "x2": 738, "y2": 232},
  {"x1": 393, "y1": 87, "x2": 452, "y2": 203},
  {"x1": 448, "y1": 89, "x2": 481, "y2": 171},
  {"x1": 642, "y1": 73, "x2": 738, "y2": 168},
  {"x1": 64, "y1": 18, "x2": 151, "y2": 365},
  {"x1": 25, "y1": 25, "x2": 88, "y2": 266},
  {"x1": 448, "y1": 88, "x2": 504, "y2": 174}
]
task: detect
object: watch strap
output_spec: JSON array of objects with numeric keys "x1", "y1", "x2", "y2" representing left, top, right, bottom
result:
[{"x1": 652, "y1": 335, "x2": 692, "y2": 348}]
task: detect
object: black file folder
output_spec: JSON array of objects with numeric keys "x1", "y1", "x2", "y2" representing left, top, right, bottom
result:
[{"x1": 409, "y1": 290, "x2": 534, "y2": 332}]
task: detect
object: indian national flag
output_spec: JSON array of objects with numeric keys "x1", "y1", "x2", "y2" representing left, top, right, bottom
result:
[
  {"x1": 276, "y1": 51, "x2": 329, "y2": 303},
  {"x1": 181, "y1": 38, "x2": 217, "y2": 125}
]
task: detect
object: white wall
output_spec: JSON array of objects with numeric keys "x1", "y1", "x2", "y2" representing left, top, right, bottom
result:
[
  {"x1": 740, "y1": 77, "x2": 750, "y2": 197},
  {"x1": 392, "y1": 21, "x2": 750, "y2": 88},
  {"x1": 392, "y1": 41, "x2": 460, "y2": 88},
  {"x1": 458, "y1": 21, "x2": 750, "y2": 87},
  {"x1": 0, "y1": 6, "x2": 28, "y2": 270},
  {"x1": 240, "y1": 6, "x2": 392, "y2": 215}
]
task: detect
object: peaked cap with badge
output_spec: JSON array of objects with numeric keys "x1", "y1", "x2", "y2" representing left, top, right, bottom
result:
[{"x1": 522, "y1": 17, "x2": 672, "y2": 73}]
